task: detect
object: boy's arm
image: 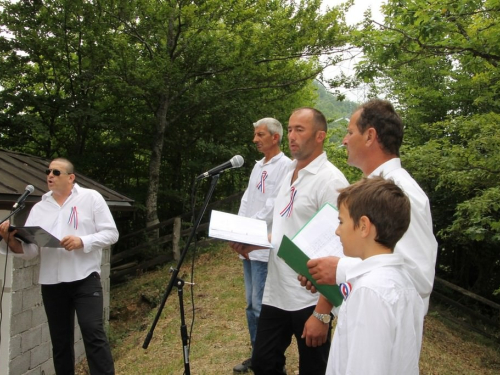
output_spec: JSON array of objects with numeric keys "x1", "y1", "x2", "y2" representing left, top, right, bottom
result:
[{"x1": 341, "y1": 288, "x2": 394, "y2": 374}]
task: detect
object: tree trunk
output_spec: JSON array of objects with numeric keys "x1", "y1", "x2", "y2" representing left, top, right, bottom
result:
[{"x1": 146, "y1": 96, "x2": 169, "y2": 240}]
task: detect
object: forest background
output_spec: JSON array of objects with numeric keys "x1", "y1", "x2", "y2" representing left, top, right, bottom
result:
[{"x1": 1, "y1": 0, "x2": 500, "y2": 310}]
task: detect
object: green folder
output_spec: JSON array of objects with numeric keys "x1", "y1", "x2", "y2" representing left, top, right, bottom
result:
[{"x1": 277, "y1": 236, "x2": 344, "y2": 307}]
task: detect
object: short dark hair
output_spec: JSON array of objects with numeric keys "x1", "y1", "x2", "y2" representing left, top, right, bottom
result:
[
  {"x1": 52, "y1": 157, "x2": 75, "y2": 174},
  {"x1": 291, "y1": 107, "x2": 328, "y2": 132},
  {"x1": 355, "y1": 99, "x2": 403, "y2": 156},
  {"x1": 337, "y1": 176, "x2": 410, "y2": 250}
]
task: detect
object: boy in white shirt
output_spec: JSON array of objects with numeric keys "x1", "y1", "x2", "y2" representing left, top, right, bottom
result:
[{"x1": 327, "y1": 176, "x2": 425, "y2": 375}]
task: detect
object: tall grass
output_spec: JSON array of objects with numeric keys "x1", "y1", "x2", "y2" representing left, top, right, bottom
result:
[{"x1": 77, "y1": 242, "x2": 500, "y2": 374}]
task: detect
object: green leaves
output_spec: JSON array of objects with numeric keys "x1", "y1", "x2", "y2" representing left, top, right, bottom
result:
[
  {"x1": 351, "y1": 0, "x2": 500, "y2": 296},
  {"x1": 0, "y1": 0, "x2": 354, "y2": 229}
]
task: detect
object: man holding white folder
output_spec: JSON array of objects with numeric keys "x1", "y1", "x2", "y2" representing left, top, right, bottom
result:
[
  {"x1": 232, "y1": 118, "x2": 292, "y2": 373},
  {"x1": 232, "y1": 108, "x2": 349, "y2": 375}
]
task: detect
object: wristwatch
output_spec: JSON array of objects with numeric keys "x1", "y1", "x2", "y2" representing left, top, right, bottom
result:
[{"x1": 312, "y1": 310, "x2": 331, "y2": 324}]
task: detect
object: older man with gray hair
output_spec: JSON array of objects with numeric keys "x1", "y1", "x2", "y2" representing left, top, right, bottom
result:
[{"x1": 232, "y1": 117, "x2": 292, "y2": 373}]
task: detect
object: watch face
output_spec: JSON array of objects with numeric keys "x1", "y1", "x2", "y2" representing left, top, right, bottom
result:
[{"x1": 314, "y1": 311, "x2": 330, "y2": 323}]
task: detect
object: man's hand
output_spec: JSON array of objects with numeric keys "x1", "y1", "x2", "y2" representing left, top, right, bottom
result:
[
  {"x1": 60, "y1": 235, "x2": 83, "y2": 251},
  {"x1": 307, "y1": 256, "x2": 340, "y2": 285},
  {"x1": 0, "y1": 220, "x2": 24, "y2": 253},
  {"x1": 297, "y1": 275, "x2": 318, "y2": 293},
  {"x1": 0, "y1": 220, "x2": 12, "y2": 239},
  {"x1": 301, "y1": 315, "x2": 329, "y2": 347},
  {"x1": 228, "y1": 241, "x2": 262, "y2": 259}
]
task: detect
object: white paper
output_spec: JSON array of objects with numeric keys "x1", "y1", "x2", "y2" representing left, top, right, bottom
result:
[
  {"x1": 208, "y1": 210, "x2": 272, "y2": 248},
  {"x1": 291, "y1": 203, "x2": 344, "y2": 259}
]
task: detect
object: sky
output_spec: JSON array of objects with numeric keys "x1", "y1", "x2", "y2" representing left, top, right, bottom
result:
[
  {"x1": 320, "y1": 0, "x2": 386, "y2": 102},
  {"x1": 322, "y1": 0, "x2": 384, "y2": 24}
]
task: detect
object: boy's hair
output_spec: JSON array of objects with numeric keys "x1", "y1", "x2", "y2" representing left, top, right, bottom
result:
[{"x1": 337, "y1": 176, "x2": 411, "y2": 250}]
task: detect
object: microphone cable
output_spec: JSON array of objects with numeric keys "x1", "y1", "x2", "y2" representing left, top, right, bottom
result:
[{"x1": 0, "y1": 231, "x2": 12, "y2": 348}]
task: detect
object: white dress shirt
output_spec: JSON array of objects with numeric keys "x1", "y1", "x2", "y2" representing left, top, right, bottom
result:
[
  {"x1": 263, "y1": 152, "x2": 349, "y2": 310},
  {"x1": 1, "y1": 183, "x2": 119, "y2": 284},
  {"x1": 327, "y1": 253, "x2": 425, "y2": 375},
  {"x1": 336, "y1": 158, "x2": 437, "y2": 312},
  {"x1": 238, "y1": 152, "x2": 292, "y2": 262}
]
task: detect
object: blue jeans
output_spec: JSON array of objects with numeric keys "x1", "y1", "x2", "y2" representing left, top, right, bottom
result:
[{"x1": 243, "y1": 259, "x2": 268, "y2": 350}]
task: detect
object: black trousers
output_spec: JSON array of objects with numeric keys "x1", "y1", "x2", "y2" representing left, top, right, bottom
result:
[
  {"x1": 252, "y1": 304, "x2": 332, "y2": 375},
  {"x1": 41, "y1": 272, "x2": 115, "y2": 375}
]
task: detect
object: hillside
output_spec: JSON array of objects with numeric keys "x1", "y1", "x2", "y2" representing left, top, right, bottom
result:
[
  {"x1": 78, "y1": 243, "x2": 500, "y2": 374},
  {"x1": 313, "y1": 80, "x2": 358, "y2": 127}
]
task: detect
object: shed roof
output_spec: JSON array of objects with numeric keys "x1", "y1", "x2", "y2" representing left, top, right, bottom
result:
[{"x1": 0, "y1": 149, "x2": 134, "y2": 211}]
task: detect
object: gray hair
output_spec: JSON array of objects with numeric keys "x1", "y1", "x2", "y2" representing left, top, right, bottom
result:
[{"x1": 253, "y1": 117, "x2": 283, "y2": 143}]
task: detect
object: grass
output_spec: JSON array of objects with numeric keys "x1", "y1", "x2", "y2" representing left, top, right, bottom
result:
[{"x1": 77, "y1": 243, "x2": 500, "y2": 374}]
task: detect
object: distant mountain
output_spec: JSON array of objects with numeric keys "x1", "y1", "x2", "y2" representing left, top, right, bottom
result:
[{"x1": 313, "y1": 80, "x2": 358, "y2": 129}]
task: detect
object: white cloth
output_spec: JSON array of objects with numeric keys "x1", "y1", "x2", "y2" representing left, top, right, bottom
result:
[
  {"x1": 0, "y1": 183, "x2": 119, "y2": 284},
  {"x1": 327, "y1": 253, "x2": 424, "y2": 375},
  {"x1": 336, "y1": 158, "x2": 437, "y2": 312},
  {"x1": 238, "y1": 152, "x2": 292, "y2": 261},
  {"x1": 263, "y1": 152, "x2": 349, "y2": 310}
]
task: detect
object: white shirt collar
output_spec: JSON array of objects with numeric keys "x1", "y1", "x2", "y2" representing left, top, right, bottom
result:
[
  {"x1": 346, "y1": 253, "x2": 405, "y2": 282},
  {"x1": 42, "y1": 183, "x2": 81, "y2": 202},
  {"x1": 369, "y1": 158, "x2": 402, "y2": 178},
  {"x1": 256, "y1": 151, "x2": 286, "y2": 166}
]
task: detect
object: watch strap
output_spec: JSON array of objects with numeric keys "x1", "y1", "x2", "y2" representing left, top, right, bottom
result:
[{"x1": 312, "y1": 310, "x2": 331, "y2": 324}]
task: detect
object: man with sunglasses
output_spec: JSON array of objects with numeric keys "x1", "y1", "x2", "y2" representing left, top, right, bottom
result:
[{"x1": 0, "y1": 157, "x2": 118, "y2": 375}]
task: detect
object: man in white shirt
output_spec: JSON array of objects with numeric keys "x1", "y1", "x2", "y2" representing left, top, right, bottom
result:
[
  {"x1": 0, "y1": 157, "x2": 118, "y2": 375},
  {"x1": 234, "y1": 108, "x2": 350, "y2": 374},
  {"x1": 302, "y1": 99, "x2": 438, "y2": 314},
  {"x1": 233, "y1": 118, "x2": 292, "y2": 373}
]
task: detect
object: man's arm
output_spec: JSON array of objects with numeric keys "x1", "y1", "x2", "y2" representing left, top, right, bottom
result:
[
  {"x1": 307, "y1": 256, "x2": 340, "y2": 285},
  {"x1": 301, "y1": 294, "x2": 333, "y2": 347},
  {"x1": 298, "y1": 257, "x2": 362, "y2": 292},
  {"x1": 0, "y1": 221, "x2": 39, "y2": 258},
  {"x1": 79, "y1": 192, "x2": 119, "y2": 253},
  {"x1": 0, "y1": 221, "x2": 24, "y2": 254}
]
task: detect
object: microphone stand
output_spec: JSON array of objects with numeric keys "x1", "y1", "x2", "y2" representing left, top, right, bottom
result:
[
  {"x1": 0, "y1": 203, "x2": 25, "y2": 225},
  {"x1": 0, "y1": 204, "x2": 25, "y2": 249},
  {"x1": 142, "y1": 174, "x2": 221, "y2": 375}
]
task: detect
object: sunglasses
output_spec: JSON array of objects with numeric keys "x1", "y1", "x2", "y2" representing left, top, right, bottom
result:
[{"x1": 45, "y1": 169, "x2": 71, "y2": 176}]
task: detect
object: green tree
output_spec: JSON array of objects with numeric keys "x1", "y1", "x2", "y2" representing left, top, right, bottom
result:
[
  {"x1": 352, "y1": 0, "x2": 500, "y2": 298},
  {"x1": 0, "y1": 0, "x2": 113, "y2": 157},
  {"x1": 0, "y1": 0, "x2": 354, "y2": 236},
  {"x1": 102, "y1": 0, "x2": 352, "y2": 229}
]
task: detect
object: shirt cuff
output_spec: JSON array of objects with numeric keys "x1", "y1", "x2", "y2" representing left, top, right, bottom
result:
[{"x1": 336, "y1": 257, "x2": 361, "y2": 284}]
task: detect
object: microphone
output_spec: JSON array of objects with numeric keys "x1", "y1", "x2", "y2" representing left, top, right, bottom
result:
[
  {"x1": 196, "y1": 155, "x2": 244, "y2": 180},
  {"x1": 13, "y1": 185, "x2": 35, "y2": 209}
]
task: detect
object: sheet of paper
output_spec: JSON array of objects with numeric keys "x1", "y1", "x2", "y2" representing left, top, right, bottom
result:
[
  {"x1": 208, "y1": 210, "x2": 272, "y2": 248},
  {"x1": 291, "y1": 203, "x2": 344, "y2": 259}
]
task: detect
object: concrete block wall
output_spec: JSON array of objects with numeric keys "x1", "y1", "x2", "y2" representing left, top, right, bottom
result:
[{"x1": 0, "y1": 246, "x2": 112, "y2": 375}]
